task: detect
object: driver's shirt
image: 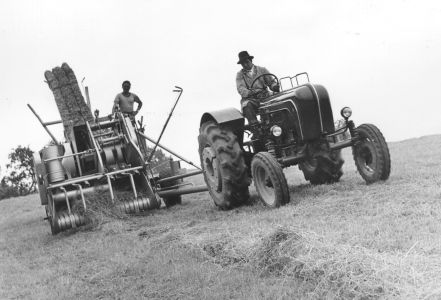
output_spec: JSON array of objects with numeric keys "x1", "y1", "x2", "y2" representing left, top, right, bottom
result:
[
  {"x1": 114, "y1": 92, "x2": 138, "y2": 113},
  {"x1": 236, "y1": 65, "x2": 278, "y2": 108}
]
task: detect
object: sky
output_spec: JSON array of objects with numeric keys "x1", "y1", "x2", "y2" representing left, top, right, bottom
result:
[{"x1": 0, "y1": 0, "x2": 440, "y2": 174}]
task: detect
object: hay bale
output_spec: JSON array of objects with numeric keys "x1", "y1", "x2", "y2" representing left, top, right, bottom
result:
[{"x1": 44, "y1": 63, "x2": 93, "y2": 134}]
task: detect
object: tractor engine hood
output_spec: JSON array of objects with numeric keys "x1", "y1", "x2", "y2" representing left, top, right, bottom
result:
[{"x1": 259, "y1": 83, "x2": 335, "y2": 141}]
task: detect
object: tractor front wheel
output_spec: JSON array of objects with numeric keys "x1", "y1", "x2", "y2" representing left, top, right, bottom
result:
[
  {"x1": 198, "y1": 121, "x2": 251, "y2": 209},
  {"x1": 352, "y1": 123, "x2": 391, "y2": 184},
  {"x1": 251, "y1": 152, "x2": 290, "y2": 207}
]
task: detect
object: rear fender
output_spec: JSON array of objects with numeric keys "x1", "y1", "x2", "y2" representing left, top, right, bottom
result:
[{"x1": 200, "y1": 108, "x2": 245, "y2": 146}]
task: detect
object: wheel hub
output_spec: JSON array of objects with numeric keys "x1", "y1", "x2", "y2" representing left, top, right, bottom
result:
[
  {"x1": 265, "y1": 176, "x2": 273, "y2": 188},
  {"x1": 357, "y1": 141, "x2": 376, "y2": 174},
  {"x1": 254, "y1": 165, "x2": 276, "y2": 206},
  {"x1": 202, "y1": 147, "x2": 222, "y2": 192}
]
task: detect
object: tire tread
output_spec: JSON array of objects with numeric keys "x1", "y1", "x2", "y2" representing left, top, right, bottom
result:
[
  {"x1": 198, "y1": 121, "x2": 250, "y2": 209},
  {"x1": 352, "y1": 123, "x2": 391, "y2": 183},
  {"x1": 252, "y1": 152, "x2": 290, "y2": 207}
]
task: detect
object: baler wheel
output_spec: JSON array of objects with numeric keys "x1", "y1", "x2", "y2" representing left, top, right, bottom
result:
[
  {"x1": 45, "y1": 205, "x2": 60, "y2": 235},
  {"x1": 56, "y1": 212, "x2": 86, "y2": 231},
  {"x1": 157, "y1": 166, "x2": 182, "y2": 208},
  {"x1": 120, "y1": 197, "x2": 159, "y2": 214}
]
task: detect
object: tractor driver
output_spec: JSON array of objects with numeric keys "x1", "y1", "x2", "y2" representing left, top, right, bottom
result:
[
  {"x1": 112, "y1": 80, "x2": 143, "y2": 117},
  {"x1": 235, "y1": 51, "x2": 280, "y2": 127}
]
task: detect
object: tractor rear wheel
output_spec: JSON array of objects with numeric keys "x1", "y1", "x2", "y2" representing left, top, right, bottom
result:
[
  {"x1": 198, "y1": 121, "x2": 251, "y2": 209},
  {"x1": 251, "y1": 152, "x2": 290, "y2": 207},
  {"x1": 299, "y1": 150, "x2": 344, "y2": 184},
  {"x1": 352, "y1": 123, "x2": 390, "y2": 183}
]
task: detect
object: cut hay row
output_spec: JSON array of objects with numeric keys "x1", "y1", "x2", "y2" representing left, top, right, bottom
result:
[
  {"x1": 2, "y1": 135, "x2": 440, "y2": 299},
  {"x1": 180, "y1": 225, "x2": 441, "y2": 299}
]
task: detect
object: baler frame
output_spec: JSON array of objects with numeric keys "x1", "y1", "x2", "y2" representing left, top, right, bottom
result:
[{"x1": 30, "y1": 86, "x2": 208, "y2": 235}]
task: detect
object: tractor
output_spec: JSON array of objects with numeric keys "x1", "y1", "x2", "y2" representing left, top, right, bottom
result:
[{"x1": 198, "y1": 72, "x2": 391, "y2": 209}]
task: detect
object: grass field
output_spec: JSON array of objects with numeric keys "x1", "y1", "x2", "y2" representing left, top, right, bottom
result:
[{"x1": 1, "y1": 135, "x2": 441, "y2": 299}]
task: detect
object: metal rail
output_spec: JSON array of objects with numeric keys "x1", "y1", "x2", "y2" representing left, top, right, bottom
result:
[
  {"x1": 47, "y1": 165, "x2": 144, "y2": 190},
  {"x1": 329, "y1": 139, "x2": 353, "y2": 151},
  {"x1": 157, "y1": 185, "x2": 208, "y2": 197},
  {"x1": 157, "y1": 182, "x2": 192, "y2": 191},
  {"x1": 105, "y1": 165, "x2": 143, "y2": 177},
  {"x1": 47, "y1": 173, "x2": 104, "y2": 190},
  {"x1": 86, "y1": 121, "x2": 105, "y2": 173},
  {"x1": 278, "y1": 153, "x2": 307, "y2": 167},
  {"x1": 279, "y1": 72, "x2": 310, "y2": 91},
  {"x1": 44, "y1": 120, "x2": 63, "y2": 126},
  {"x1": 27, "y1": 104, "x2": 59, "y2": 144},
  {"x1": 147, "y1": 86, "x2": 183, "y2": 162},
  {"x1": 156, "y1": 170, "x2": 203, "y2": 184},
  {"x1": 52, "y1": 184, "x2": 107, "y2": 204},
  {"x1": 90, "y1": 119, "x2": 119, "y2": 130},
  {"x1": 139, "y1": 132, "x2": 201, "y2": 170},
  {"x1": 99, "y1": 135, "x2": 123, "y2": 145},
  {"x1": 327, "y1": 125, "x2": 349, "y2": 137},
  {"x1": 44, "y1": 149, "x2": 96, "y2": 162},
  {"x1": 93, "y1": 131, "x2": 114, "y2": 138}
]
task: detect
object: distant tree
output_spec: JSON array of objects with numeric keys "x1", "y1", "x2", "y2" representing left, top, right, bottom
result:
[
  {"x1": 1, "y1": 146, "x2": 36, "y2": 197},
  {"x1": 0, "y1": 178, "x2": 20, "y2": 199},
  {"x1": 148, "y1": 148, "x2": 169, "y2": 165},
  {"x1": 145, "y1": 147, "x2": 175, "y2": 176}
]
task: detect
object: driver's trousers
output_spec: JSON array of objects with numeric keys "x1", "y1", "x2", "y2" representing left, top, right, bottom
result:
[
  {"x1": 241, "y1": 91, "x2": 271, "y2": 124},
  {"x1": 242, "y1": 99, "x2": 260, "y2": 124}
]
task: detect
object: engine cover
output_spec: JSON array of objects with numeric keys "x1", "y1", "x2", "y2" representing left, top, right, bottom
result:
[{"x1": 259, "y1": 84, "x2": 335, "y2": 141}]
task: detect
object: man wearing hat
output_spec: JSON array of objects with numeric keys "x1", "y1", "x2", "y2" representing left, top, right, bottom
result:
[{"x1": 236, "y1": 51, "x2": 280, "y2": 126}]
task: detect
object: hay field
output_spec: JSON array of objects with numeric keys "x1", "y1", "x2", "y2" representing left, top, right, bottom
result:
[{"x1": 1, "y1": 135, "x2": 441, "y2": 299}]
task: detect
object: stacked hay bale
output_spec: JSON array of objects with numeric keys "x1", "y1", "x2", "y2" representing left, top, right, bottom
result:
[{"x1": 44, "y1": 63, "x2": 93, "y2": 139}]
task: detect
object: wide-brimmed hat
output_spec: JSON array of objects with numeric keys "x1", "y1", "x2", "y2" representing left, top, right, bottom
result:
[{"x1": 237, "y1": 51, "x2": 254, "y2": 64}]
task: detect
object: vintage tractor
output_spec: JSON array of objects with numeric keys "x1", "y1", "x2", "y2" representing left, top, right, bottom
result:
[
  {"x1": 198, "y1": 72, "x2": 391, "y2": 209},
  {"x1": 29, "y1": 63, "x2": 208, "y2": 234}
]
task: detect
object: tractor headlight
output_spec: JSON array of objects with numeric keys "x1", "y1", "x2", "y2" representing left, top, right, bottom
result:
[
  {"x1": 340, "y1": 107, "x2": 352, "y2": 119},
  {"x1": 270, "y1": 125, "x2": 282, "y2": 137}
]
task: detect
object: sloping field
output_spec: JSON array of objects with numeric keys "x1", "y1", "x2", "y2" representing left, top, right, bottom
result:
[{"x1": 1, "y1": 135, "x2": 440, "y2": 299}]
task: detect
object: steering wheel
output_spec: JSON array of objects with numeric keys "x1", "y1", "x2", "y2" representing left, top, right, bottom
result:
[{"x1": 250, "y1": 73, "x2": 279, "y2": 92}]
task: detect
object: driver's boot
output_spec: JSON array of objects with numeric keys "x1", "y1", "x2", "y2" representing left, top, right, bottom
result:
[
  {"x1": 248, "y1": 121, "x2": 262, "y2": 140},
  {"x1": 296, "y1": 143, "x2": 308, "y2": 157}
]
